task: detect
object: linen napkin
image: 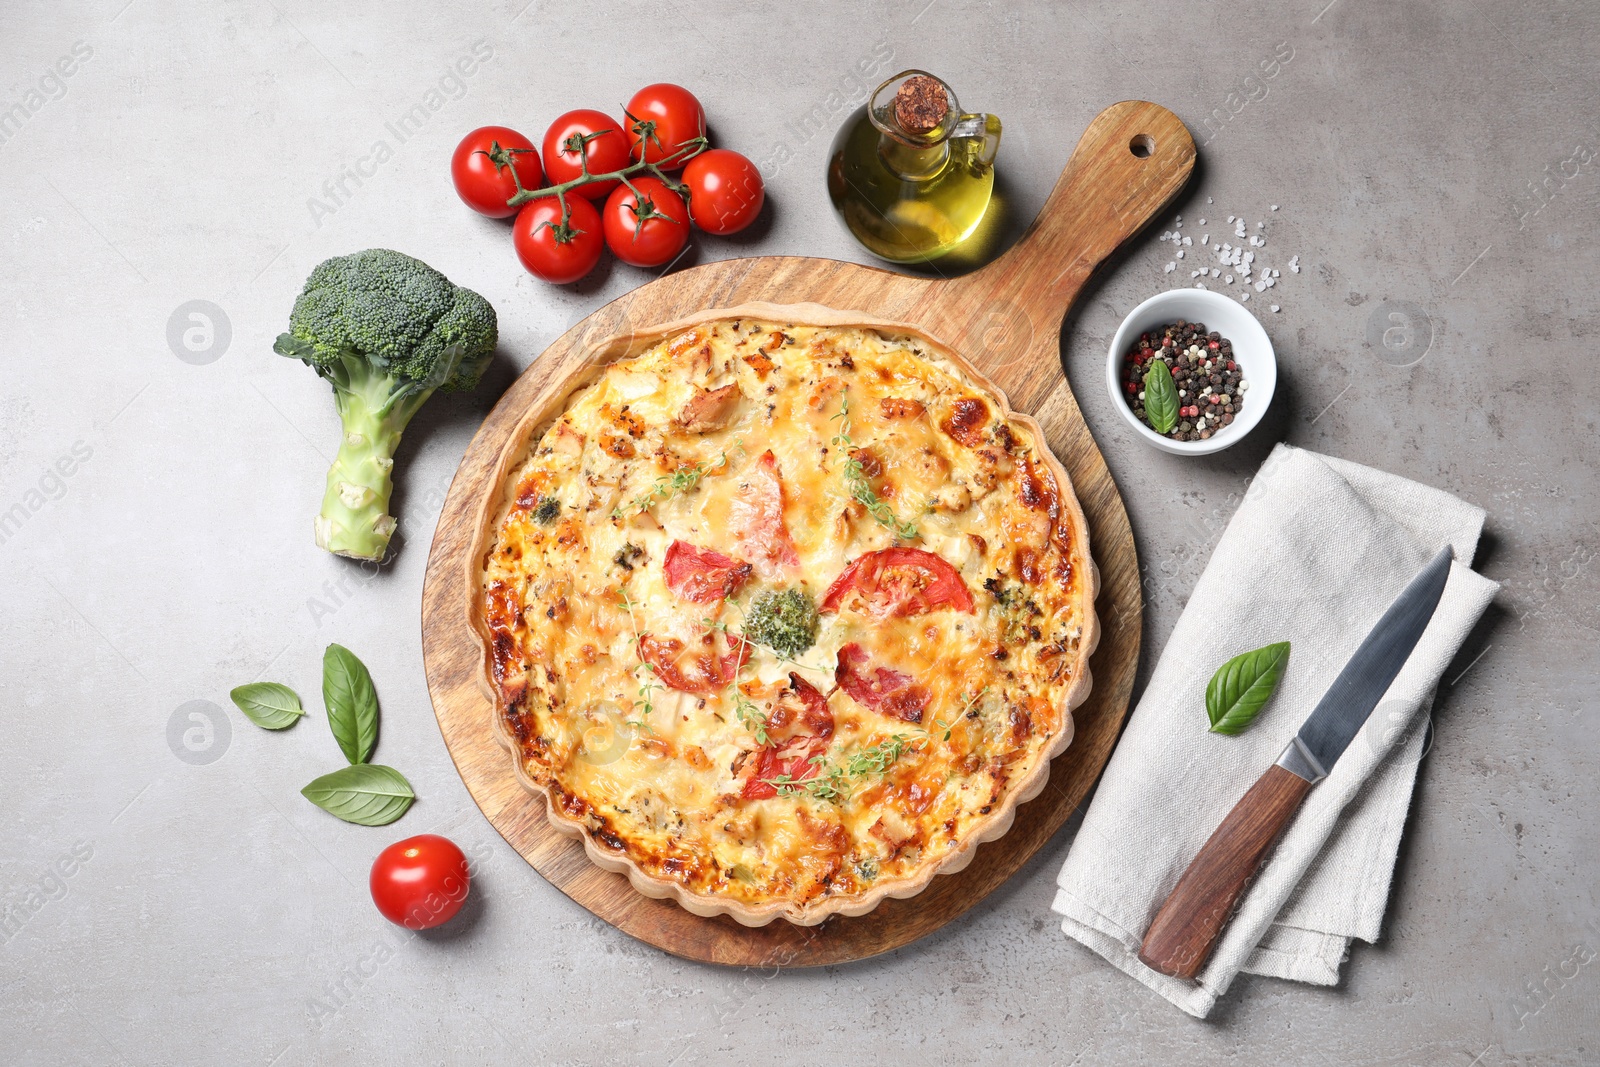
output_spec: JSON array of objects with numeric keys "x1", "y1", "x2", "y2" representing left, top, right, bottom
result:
[{"x1": 1052, "y1": 444, "x2": 1498, "y2": 1018}]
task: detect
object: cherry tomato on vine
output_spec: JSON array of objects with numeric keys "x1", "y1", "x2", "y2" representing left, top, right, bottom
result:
[
  {"x1": 513, "y1": 194, "x2": 604, "y2": 284},
  {"x1": 625, "y1": 83, "x2": 707, "y2": 170},
  {"x1": 451, "y1": 126, "x2": 543, "y2": 218},
  {"x1": 602, "y1": 177, "x2": 690, "y2": 268},
  {"x1": 681, "y1": 149, "x2": 765, "y2": 235},
  {"x1": 541, "y1": 110, "x2": 631, "y2": 200},
  {"x1": 369, "y1": 834, "x2": 470, "y2": 930}
]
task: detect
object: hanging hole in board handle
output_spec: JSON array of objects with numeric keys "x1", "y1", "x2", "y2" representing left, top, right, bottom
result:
[{"x1": 1129, "y1": 134, "x2": 1155, "y2": 158}]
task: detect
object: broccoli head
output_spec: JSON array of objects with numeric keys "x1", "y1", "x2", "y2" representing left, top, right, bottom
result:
[
  {"x1": 274, "y1": 249, "x2": 497, "y2": 561},
  {"x1": 743, "y1": 588, "x2": 820, "y2": 658}
]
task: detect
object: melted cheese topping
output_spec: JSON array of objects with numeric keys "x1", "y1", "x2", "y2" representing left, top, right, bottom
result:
[{"x1": 481, "y1": 320, "x2": 1090, "y2": 916}]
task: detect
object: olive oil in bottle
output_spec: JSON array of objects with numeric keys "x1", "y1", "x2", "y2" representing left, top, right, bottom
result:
[{"x1": 826, "y1": 70, "x2": 1002, "y2": 264}]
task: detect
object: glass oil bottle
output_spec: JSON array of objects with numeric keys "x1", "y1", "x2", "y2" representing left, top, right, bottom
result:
[{"x1": 826, "y1": 70, "x2": 1002, "y2": 264}]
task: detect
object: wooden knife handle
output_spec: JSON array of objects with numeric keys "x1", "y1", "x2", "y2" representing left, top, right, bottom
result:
[{"x1": 1138, "y1": 764, "x2": 1314, "y2": 979}]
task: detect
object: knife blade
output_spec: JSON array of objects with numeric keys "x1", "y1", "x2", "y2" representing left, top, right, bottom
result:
[{"x1": 1137, "y1": 546, "x2": 1454, "y2": 980}]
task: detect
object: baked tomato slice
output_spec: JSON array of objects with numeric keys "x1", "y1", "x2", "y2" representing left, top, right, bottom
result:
[
  {"x1": 834, "y1": 643, "x2": 931, "y2": 724},
  {"x1": 741, "y1": 673, "x2": 834, "y2": 799},
  {"x1": 662, "y1": 540, "x2": 752, "y2": 603},
  {"x1": 771, "y1": 672, "x2": 834, "y2": 740},
  {"x1": 638, "y1": 631, "x2": 752, "y2": 694},
  {"x1": 729, "y1": 450, "x2": 800, "y2": 579},
  {"x1": 820, "y1": 547, "x2": 975, "y2": 618}
]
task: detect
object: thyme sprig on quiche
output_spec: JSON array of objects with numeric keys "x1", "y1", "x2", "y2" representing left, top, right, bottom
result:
[{"x1": 832, "y1": 394, "x2": 918, "y2": 540}]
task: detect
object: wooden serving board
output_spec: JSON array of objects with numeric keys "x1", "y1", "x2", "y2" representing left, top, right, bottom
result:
[{"x1": 421, "y1": 101, "x2": 1194, "y2": 966}]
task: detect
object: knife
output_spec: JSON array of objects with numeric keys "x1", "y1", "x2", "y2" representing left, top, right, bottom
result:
[{"x1": 1137, "y1": 545, "x2": 1454, "y2": 980}]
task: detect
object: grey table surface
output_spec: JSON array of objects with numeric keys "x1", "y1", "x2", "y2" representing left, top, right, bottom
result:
[{"x1": 3, "y1": 1, "x2": 1596, "y2": 1064}]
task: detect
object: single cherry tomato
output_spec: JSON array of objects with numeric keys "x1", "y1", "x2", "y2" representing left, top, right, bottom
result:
[
  {"x1": 681, "y1": 149, "x2": 765, "y2": 235},
  {"x1": 602, "y1": 176, "x2": 690, "y2": 268},
  {"x1": 513, "y1": 194, "x2": 604, "y2": 284},
  {"x1": 820, "y1": 547, "x2": 975, "y2": 618},
  {"x1": 451, "y1": 126, "x2": 543, "y2": 218},
  {"x1": 625, "y1": 83, "x2": 707, "y2": 169},
  {"x1": 541, "y1": 110, "x2": 631, "y2": 200},
  {"x1": 369, "y1": 834, "x2": 470, "y2": 930}
]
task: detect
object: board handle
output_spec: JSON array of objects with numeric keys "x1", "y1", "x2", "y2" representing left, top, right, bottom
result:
[
  {"x1": 1137, "y1": 764, "x2": 1313, "y2": 980},
  {"x1": 942, "y1": 101, "x2": 1195, "y2": 331}
]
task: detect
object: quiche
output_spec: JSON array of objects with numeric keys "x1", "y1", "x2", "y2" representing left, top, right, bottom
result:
[{"x1": 473, "y1": 307, "x2": 1097, "y2": 926}]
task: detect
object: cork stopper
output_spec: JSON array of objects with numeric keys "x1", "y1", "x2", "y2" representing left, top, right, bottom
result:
[{"x1": 893, "y1": 75, "x2": 949, "y2": 135}]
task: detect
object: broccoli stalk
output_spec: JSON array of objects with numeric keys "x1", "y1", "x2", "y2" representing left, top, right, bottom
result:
[
  {"x1": 274, "y1": 249, "x2": 497, "y2": 561},
  {"x1": 309, "y1": 348, "x2": 445, "y2": 559}
]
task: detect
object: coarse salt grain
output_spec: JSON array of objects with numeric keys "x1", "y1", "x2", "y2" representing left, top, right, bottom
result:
[
  {"x1": 1225, "y1": 274, "x2": 1233, "y2": 283},
  {"x1": 1270, "y1": 304, "x2": 1280, "y2": 312},
  {"x1": 1182, "y1": 236, "x2": 1192, "y2": 246},
  {"x1": 1176, "y1": 250, "x2": 1184, "y2": 258},
  {"x1": 1164, "y1": 262, "x2": 1176, "y2": 273},
  {"x1": 1271, "y1": 204, "x2": 1279, "y2": 211}
]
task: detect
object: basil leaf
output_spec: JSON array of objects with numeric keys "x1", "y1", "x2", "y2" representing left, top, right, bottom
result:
[
  {"x1": 1143, "y1": 358, "x2": 1179, "y2": 434},
  {"x1": 229, "y1": 682, "x2": 306, "y2": 730},
  {"x1": 1206, "y1": 641, "x2": 1291, "y2": 735},
  {"x1": 300, "y1": 764, "x2": 415, "y2": 826},
  {"x1": 323, "y1": 643, "x2": 378, "y2": 764}
]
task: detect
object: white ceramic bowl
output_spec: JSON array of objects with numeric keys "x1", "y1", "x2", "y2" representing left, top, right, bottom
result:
[{"x1": 1105, "y1": 289, "x2": 1277, "y2": 455}]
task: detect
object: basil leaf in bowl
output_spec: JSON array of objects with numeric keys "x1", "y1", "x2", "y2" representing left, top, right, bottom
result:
[{"x1": 1143, "y1": 359, "x2": 1179, "y2": 434}]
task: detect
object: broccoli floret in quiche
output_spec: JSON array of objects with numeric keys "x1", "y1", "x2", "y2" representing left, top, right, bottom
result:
[
  {"x1": 743, "y1": 588, "x2": 820, "y2": 658},
  {"x1": 532, "y1": 496, "x2": 561, "y2": 524}
]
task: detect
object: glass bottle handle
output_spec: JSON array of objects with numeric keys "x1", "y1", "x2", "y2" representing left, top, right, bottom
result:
[{"x1": 951, "y1": 112, "x2": 1002, "y2": 166}]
